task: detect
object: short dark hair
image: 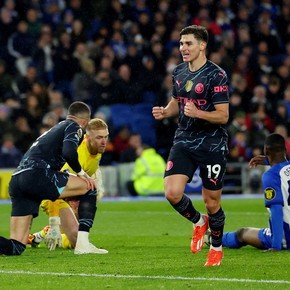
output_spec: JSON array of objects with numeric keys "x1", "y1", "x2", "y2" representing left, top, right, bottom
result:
[
  {"x1": 68, "y1": 101, "x2": 91, "y2": 118},
  {"x1": 265, "y1": 133, "x2": 286, "y2": 153},
  {"x1": 180, "y1": 25, "x2": 208, "y2": 43}
]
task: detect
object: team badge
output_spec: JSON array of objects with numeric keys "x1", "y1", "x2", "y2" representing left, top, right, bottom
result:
[
  {"x1": 264, "y1": 187, "x2": 276, "y2": 200},
  {"x1": 195, "y1": 83, "x2": 204, "y2": 94},
  {"x1": 77, "y1": 128, "x2": 83, "y2": 139},
  {"x1": 185, "y1": 80, "x2": 193, "y2": 92}
]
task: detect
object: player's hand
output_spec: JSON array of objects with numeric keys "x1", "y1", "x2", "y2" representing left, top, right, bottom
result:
[
  {"x1": 249, "y1": 155, "x2": 267, "y2": 168},
  {"x1": 184, "y1": 102, "x2": 199, "y2": 118},
  {"x1": 44, "y1": 217, "x2": 62, "y2": 251},
  {"x1": 77, "y1": 170, "x2": 96, "y2": 190},
  {"x1": 152, "y1": 106, "x2": 165, "y2": 120}
]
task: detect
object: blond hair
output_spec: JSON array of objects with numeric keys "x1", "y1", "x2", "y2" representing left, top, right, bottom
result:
[{"x1": 86, "y1": 118, "x2": 108, "y2": 132}]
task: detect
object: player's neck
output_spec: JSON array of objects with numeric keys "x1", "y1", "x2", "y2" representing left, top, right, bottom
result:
[
  {"x1": 188, "y1": 56, "x2": 207, "y2": 72},
  {"x1": 269, "y1": 155, "x2": 287, "y2": 166}
]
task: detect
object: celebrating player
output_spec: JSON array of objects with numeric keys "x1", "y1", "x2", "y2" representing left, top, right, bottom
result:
[
  {"x1": 29, "y1": 118, "x2": 109, "y2": 253},
  {"x1": 152, "y1": 25, "x2": 229, "y2": 266},
  {"x1": 211, "y1": 133, "x2": 290, "y2": 251},
  {"x1": 0, "y1": 102, "x2": 104, "y2": 255}
]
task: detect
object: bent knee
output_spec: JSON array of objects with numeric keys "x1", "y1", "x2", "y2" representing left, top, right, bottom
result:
[
  {"x1": 236, "y1": 227, "x2": 248, "y2": 243},
  {"x1": 165, "y1": 188, "x2": 183, "y2": 204}
]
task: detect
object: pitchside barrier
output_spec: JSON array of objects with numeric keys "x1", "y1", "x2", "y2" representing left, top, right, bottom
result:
[{"x1": 0, "y1": 163, "x2": 265, "y2": 199}]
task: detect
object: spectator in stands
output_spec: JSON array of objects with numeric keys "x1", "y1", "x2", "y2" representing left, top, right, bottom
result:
[
  {"x1": 53, "y1": 31, "x2": 80, "y2": 100},
  {"x1": 7, "y1": 20, "x2": 35, "y2": 76},
  {"x1": 90, "y1": 68, "x2": 121, "y2": 111},
  {"x1": 32, "y1": 24, "x2": 55, "y2": 84},
  {"x1": 0, "y1": 133, "x2": 22, "y2": 168},
  {"x1": 15, "y1": 63, "x2": 39, "y2": 96},
  {"x1": 23, "y1": 92, "x2": 45, "y2": 131},
  {"x1": 11, "y1": 114, "x2": 37, "y2": 153},
  {"x1": 72, "y1": 57, "x2": 96, "y2": 102},
  {"x1": 116, "y1": 64, "x2": 142, "y2": 104},
  {"x1": 120, "y1": 133, "x2": 143, "y2": 163},
  {"x1": 26, "y1": 8, "x2": 42, "y2": 39},
  {"x1": 0, "y1": 59, "x2": 13, "y2": 100},
  {"x1": 112, "y1": 126, "x2": 131, "y2": 162},
  {"x1": 227, "y1": 111, "x2": 247, "y2": 138},
  {"x1": 126, "y1": 144, "x2": 165, "y2": 196},
  {"x1": 0, "y1": 104, "x2": 14, "y2": 143}
]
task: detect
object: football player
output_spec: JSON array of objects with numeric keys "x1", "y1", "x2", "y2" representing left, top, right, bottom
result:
[{"x1": 29, "y1": 118, "x2": 109, "y2": 253}]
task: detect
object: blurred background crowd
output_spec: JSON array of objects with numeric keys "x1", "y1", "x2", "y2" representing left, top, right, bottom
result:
[{"x1": 0, "y1": 0, "x2": 289, "y2": 171}]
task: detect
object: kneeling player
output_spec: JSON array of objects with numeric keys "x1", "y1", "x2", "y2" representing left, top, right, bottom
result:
[{"x1": 29, "y1": 118, "x2": 109, "y2": 254}]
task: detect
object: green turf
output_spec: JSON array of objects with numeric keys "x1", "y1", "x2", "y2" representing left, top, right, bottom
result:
[{"x1": 0, "y1": 198, "x2": 289, "y2": 289}]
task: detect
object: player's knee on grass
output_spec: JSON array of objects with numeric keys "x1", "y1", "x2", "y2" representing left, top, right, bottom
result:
[{"x1": 0, "y1": 237, "x2": 26, "y2": 256}]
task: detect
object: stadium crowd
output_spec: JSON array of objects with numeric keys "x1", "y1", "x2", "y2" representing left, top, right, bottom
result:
[{"x1": 0, "y1": 0, "x2": 289, "y2": 168}]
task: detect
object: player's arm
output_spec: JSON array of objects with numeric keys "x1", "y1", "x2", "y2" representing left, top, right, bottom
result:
[
  {"x1": 63, "y1": 124, "x2": 95, "y2": 188},
  {"x1": 185, "y1": 102, "x2": 229, "y2": 124},
  {"x1": 249, "y1": 155, "x2": 269, "y2": 168},
  {"x1": 269, "y1": 204, "x2": 284, "y2": 250},
  {"x1": 152, "y1": 97, "x2": 179, "y2": 120},
  {"x1": 62, "y1": 124, "x2": 83, "y2": 174},
  {"x1": 263, "y1": 173, "x2": 284, "y2": 250}
]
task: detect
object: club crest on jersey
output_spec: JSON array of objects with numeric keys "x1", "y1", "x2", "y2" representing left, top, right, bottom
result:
[
  {"x1": 77, "y1": 128, "x2": 83, "y2": 139},
  {"x1": 195, "y1": 83, "x2": 204, "y2": 94},
  {"x1": 264, "y1": 187, "x2": 276, "y2": 200},
  {"x1": 185, "y1": 80, "x2": 193, "y2": 92}
]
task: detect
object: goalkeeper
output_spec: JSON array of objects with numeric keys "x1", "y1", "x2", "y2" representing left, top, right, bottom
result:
[{"x1": 28, "y1": 118, "x2": 109, "y2": 252}]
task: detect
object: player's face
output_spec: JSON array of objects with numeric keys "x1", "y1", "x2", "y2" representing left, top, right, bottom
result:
[
  {"x1": 87, "y1": 129, "x2": 109, "y2": 154},
  {"x1": 179, "y1": 34, "x2": 204, "y2": 62}
]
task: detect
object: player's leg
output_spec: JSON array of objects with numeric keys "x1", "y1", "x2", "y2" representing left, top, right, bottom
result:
[
  {"x1": 199, "y1": 153, "x2": 226, "y2": 266},
  {"x1": 59, "y1": 174, "x2": 108, "y2": 254},
  {"x1": 164, "y1": 144, "x2": 201, "y2": 223},
  {"x1": 236, "y1": 227, "x2": 265, "y2": 249},
  {"x1": 202, "y1": 187, "x2": 225, "y2": 266},
  {"x1": 0, "y1": 173, "x2": 39, "y2": 256},
  {"x1": 59, "y1": 207, "x2": 78, "y2": 248}
]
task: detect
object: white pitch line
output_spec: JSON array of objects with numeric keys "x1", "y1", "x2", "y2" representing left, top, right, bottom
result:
[{"x1": 0, "y1": 270, "x2": 289, "y2": 285}]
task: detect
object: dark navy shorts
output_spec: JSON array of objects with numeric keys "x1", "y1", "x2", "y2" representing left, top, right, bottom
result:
[
  {"x1": 164, "y1": 142, "x2": 227, "y2": 190},
  {"x1": 9, "y1": 168, "x2": 69, "y2": 218}
]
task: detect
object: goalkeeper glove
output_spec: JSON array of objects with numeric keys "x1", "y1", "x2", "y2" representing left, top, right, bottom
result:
[{"x1": 44, "y1": 216, "x2": 62, "y2": 251}]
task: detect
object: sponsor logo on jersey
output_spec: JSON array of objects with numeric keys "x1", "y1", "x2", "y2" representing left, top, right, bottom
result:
[
  {"x1": 264, "y1": 187, "x2": 276, "y2": 200},
  {"x1": 185, "y1": 80, "x2": 193, "y2": 92},
  {"x1": 213, "y1": 85, "x2": 228, "y2": 93},
  {"x1": 176, "y1": 96, "x2": 207, "y2": 106},
  {"x1": 195, "y1": 83, "x2": 204, "y2": 94},
  {"x1": 166, "y1": 160, "x2": 173, "y2": 171}
]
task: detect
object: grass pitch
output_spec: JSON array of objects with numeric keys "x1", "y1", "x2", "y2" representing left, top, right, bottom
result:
[{"x1": 0, "y1": 197, "x2": 289, "y2": 289}]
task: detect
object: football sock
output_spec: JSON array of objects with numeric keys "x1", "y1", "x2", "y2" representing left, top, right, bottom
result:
[
  {"x1": 208, "y1": 207, "x2": 225, "y2": 247},
  {"x1": 0, "y1": 237, "x2": 26, "y2": 256},
  {"x1": 222, "y1": 232, "x2": 243, "y2": 248},
  {"x1": 78, "y1": 189, "x2": 97, "y2": 232},
  {"x1": 171, "y1": 195, "x2": 201, "y2": 223}
]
